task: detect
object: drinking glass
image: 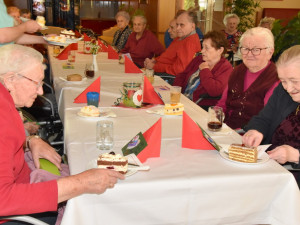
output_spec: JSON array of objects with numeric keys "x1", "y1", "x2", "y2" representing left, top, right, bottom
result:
[
  {"x1": 145, "y1": 69, "x2": 154, "y2": 84},
  {"x1": 207, "y1": 106, "x2": 223, "y2": 132},
  {"x1": 68, "y1": 50, "x2": 76, "y2": 62},
  {"x1": 170, "y1": 86, "x2": 182, "y2": 104},
  {"x1": 85, "y1": 63, "x2": 95, "y2": 78},
  {"x1": 96, "y1": 120, "x2": 114, "y2": 150},
  {"x1": 86, "y1": 92, "x2": 99, "y2": 107},
  {"x1": 53, "y1": 46, "x2": 60, "y2": 57}
]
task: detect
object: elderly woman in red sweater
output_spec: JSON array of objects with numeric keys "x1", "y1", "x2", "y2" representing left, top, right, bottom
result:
[
  {"x1": 173, "y1": 30, "x2": 232, "y2": 110},
  {"x1": 217, "y1": 27, "x2": 280, "y2": 130}
]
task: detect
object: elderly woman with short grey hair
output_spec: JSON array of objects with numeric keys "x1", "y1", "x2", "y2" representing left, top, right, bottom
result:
[
  {"x1": 0, "y1": 44, "x2": 124, "y2": 224},
  {"x1": 222, "y1": 13, "x2": 242, "y2": 63},
  {"x1": 217, "y1": 27, "x2": 280, "y2": 130},
  {"x1": 111, "y1": 11, "x2": 132, "y2": 52}
]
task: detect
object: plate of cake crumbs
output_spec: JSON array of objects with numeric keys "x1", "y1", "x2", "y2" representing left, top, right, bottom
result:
[{"x1": 219, "y1": 144, "x2": 270, "y2": 165}]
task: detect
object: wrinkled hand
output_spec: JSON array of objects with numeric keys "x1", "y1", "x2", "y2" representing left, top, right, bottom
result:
[
  {"x1": 24, "y1": 122, "x2": 40, "y2": 135},
  {"x1": 29, "y1": 137, "x2": 62, "y2": 170},
  {"x1": 144, "y1": 58, "x2": 155, "y2": 69},
  {"x1": 267, "y1": 145, "x2": 300, "y2": 164},
  {"x1": 78, "y1": 169, "x2": 125, "y2": 194},
  {"x1": 199, "y1": 62, "x2": 209, "y2": 70},
  {"x1": 21, "y1": 20, "x2": 41, "y2": 33},
  {"x1": 242, "y1": 129, "x2": 263, "y2": 147}
]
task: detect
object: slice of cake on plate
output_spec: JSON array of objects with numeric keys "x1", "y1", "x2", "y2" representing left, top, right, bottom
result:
[
  {"x1": 80, "y1": 105, "x2": 100, "y2": 117},
  {"x1": 97, "y1": 152, "x2": 128, "y2": 174},
  {"x1": 228, "y1": 144, "x2": 257, "y2": 163},
  {"x1": 164, "y1": 103, "x2": 184, "y2": 115}
]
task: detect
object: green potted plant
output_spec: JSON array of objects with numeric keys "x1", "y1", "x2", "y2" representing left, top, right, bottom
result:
[{"x1": 272, "y1": 11, "x2": 300, "y2": 61}]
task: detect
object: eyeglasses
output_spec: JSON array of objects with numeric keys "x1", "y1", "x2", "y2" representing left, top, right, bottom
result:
[
  {"x1": 240, "y1": 47, "x2": 269, "y2": 56},
  {"x1": 16, "y1": 73, "x2": 44, "y2": 88}
]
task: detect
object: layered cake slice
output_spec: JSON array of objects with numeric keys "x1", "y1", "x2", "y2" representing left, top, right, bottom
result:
[
  {"x1": 164, "y1": 103, "x2": 184, "y2": 115},
  {"x1": 97, "y1": 152, "x2": 128, "y2": 174},
  {"x1": 228, "y1": 144, "x2": 258, "y2": 163}
]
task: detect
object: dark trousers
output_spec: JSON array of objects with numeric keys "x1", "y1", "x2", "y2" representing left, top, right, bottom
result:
[{"x1": 3, "y1": 212, "x2": 57, "y2": 225}]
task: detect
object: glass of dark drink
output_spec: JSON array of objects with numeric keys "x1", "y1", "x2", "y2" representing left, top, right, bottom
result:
[
  {"x1": 207, "y1": 106, "x2": 223, "y2": 132},
  {"x1": 85, "y1": 63, "x2": 95, "y2": 78}
]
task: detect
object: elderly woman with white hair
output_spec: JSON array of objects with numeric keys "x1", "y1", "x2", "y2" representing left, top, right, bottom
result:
[
  {"x1": 120, "y1": 14, "x2": 164, "y2": 68},
  {"x1": 222, "y1": 13, "x2": 242, "y2": 63},
  {"x1": 111, "y1": 11, "x2": 132, "y2": 52},
  {"x1": 243, "y1": 45, "x2": 300, "y2": 185},
  {"x1": 0, "y1": 44, "x2": 124, "y2": 224},
  {"x1": 217, "y1": 27, "x2": 280, "y2": 130}
]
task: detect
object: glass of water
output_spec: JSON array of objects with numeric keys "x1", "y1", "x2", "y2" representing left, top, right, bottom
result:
[{"x1": 96, "y1": 120, "x2": 114, "y2": 150}]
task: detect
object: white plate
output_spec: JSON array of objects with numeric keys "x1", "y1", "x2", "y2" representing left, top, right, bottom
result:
[
  {"x1": 77, "y1": 108, "x2": 116, "y2": 119},
  {"x1": 219, "y1": 148, "x2": 269, "y2": 165},
  {"x1": 86, "y1": 159, "x2": 137, "y2": 177},
  {"x1": 43, "y1": 36, "x2": 82, "y2": 46},
  {"x1": 146, "y1": 107, "x2": 182, "y2": 116},
  {"x1": 59, "y1": 77, "x2": 87, "y2": 84}
]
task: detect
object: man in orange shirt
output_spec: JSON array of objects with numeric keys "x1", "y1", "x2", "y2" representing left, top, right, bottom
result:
[{"x1": 144, "y1": 10, "x2": 201, "y2": 84}]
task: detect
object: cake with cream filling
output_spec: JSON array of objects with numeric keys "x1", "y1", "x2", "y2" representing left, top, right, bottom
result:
[
  {"x1": 60, "y1": 29, "x2": 76, "y2": 39},
  {"x1": 164, "y1": 103, "x2": 184, "y2": 115},
  {"x1": 97, "y1": 152, "x2": 128, "y2": 174},
  {"x1": 228, "y1": 144, "x2": 257, "y2": 163},
  {"x1": 80, "y1": 105, "x2": 100, "y2": 117}
]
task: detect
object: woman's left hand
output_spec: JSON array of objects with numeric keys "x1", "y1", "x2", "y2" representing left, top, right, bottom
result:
[
  {"x1": 29, "y1": 137, "x2": 62, "y2": 170},
  {"x1": 267, "y1": 145, "x2": 300, "y2": 164},
  {"x1": 199, "y1": 62, "x2": 209, "y2": 70}
]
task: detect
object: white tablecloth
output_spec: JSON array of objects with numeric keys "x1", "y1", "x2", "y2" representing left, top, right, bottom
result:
[{"x1": 47, "y1": 44, "x2": 300, "y2": 225}]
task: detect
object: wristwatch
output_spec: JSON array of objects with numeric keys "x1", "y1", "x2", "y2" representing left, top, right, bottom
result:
[{"x1": 26, "y1": 135, "x2": 40, "y2": 149}]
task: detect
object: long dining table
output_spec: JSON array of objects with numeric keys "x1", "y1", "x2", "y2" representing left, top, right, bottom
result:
[{"x1": 47, "y1": 43, "x2": 300, "y2": 225}]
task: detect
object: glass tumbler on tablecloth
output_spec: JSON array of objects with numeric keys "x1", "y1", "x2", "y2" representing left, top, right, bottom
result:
[
  {"x1": 145, "y1": 69, "x2": 154, "y2": 84},
  {"x1": 96, "y1": 120, "x2": 114, "y2": 150},
  {"x1": 207, "y1": 106, "x2": 223, "y2": 132},
  {"x1": 53, "y1": 46, "x2": 60, "y2": 57},
  {"x1": 170, "y1": 86, "x2": 182, "y2": 104},
  {"x1": 85, "y1": 63, "x2": 95, "y2": 78},
  {"x1": 68, "y1": 50, "x2": 76, "y2": 62},
  {"x1": 86, "y1": 92, "x2": 99, "y2": 107}
]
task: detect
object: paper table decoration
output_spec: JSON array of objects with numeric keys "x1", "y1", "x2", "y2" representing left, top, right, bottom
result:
[
  {"x1": 56, "y1": 43, "x2": 78, "y2": 60},
  {"x1": 83, "y1": 33, "x2": 91, "y2": 41},
  {"x1": 124, "y1": 55, "x2": 143, "y2": 73},
  {"x1": 107, "y1": 45, "x2": 119, "y2": 59},
  {"x1": 182, "y1": 111, "x2": 216, "y2": 150},
  {"x1": 137, "y1": 118, "x2": 162, "y2": 163},
  {"x1": 74, "y1": 77, "x2": 101, "y2": 103},
  {"x1": 143, "y1": 75, "x2": 164, "y2": 105},
  {"x1": 98, "y1": 40, "x2": 108, "y2": 52}
]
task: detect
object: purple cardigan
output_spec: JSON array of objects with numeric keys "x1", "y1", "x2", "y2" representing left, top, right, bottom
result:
[{"x1": 173, "y1": 55, "x2": 233, "y2": 107}]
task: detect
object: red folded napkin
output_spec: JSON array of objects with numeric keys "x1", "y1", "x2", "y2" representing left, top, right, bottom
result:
[
  {"x1": 56, "y1": 43, "x2": 78, "y2": 60},
  {"x1": 137, "y1": 118, "x2": 162, "y2": 163},
  {"x1": 107, "y1": 45, "x2": 119, "y2": 59},
  {"x1": 74, "y1": 30, "x2": 81, "y2": 38},
  {"x1": 83, "y1": 33, "x2": 91, "y2": 41},
  {"x1": 98, "y1": 40, "x2": 108, "y2": 52},
  {"x1": 124, "y1": 56, "x2": 143, "y2": 73},
  {"x1": 182, "y1": 111, "x2": 216, "y2": 150},
  {"x1": 143, "y1": 75, "x2": 164, "y2": 105},
  {"x1": 74, "y1": 77, "x2": 101, "y2": 103}
]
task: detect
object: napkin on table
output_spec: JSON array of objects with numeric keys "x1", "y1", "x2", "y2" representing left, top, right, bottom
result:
[
  {"x1": 182, "y1": 111, "x2": 216, "y2": 150},
  {"x1": 74, "y1": 77, "x2": 101, "y2": 103},
  {"x1": 98, "y1": 40, "x2": 108, "y2": 52},
  {"x1": 83, "y1": 33, "x2": 91, "y2": 41},
  {"x1": 143, "y1": 75, "x2": 164, "y2": 105},
  {"x1": 107, "y1": 45, "x2": 119, "y2": 59},
  {"x1": 137, "y1": 118, "x2": 162, "y2": 163},
  {"x1": 56, "y1": 43, "x2": 78, "y2": 60},
  {"x1": 124, "y1": 55, "x2": 143, "y2": 73}
]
